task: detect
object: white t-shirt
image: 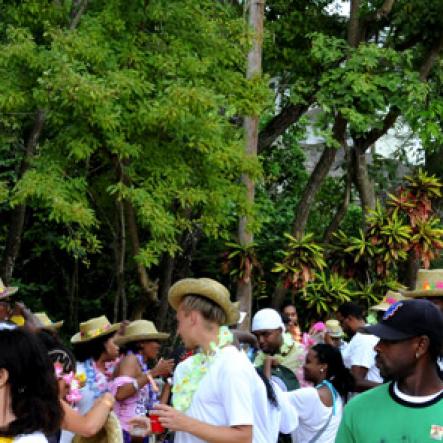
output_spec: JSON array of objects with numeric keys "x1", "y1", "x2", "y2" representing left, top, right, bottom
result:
[
  {"x1": 341, "y1": 332, "x2": 382, "y2": 383},
  {"x1": 286, "y1": 387, "x2": 343, "y2": 443},
  {"x1": 258, "y1": 380, "x2": 299, "y2": 442},
  {"x1": 173, "y1": 346, "x2": 268, "y2": 443},
  {"x1": 14, "y1": 432, "x2": 48, "y2": 442}
]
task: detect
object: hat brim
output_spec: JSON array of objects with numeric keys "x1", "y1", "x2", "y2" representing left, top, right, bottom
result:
[
  {"x1": 40, "y1": 320, "x2": 64, "y2": 331},
  {"x1": 371, "y1": 303, "x2": 390, "y2": 312},
  {"x1": 401, "y1": 289, "x2": 443, "y2": 298},
  {"x1": 71, "y1": 323, "x2": 120, "y2": 344},
  {"x1": 0, "y1": 287, "x2": 18, "y2": 300},
  {"x1": 115, "y1": 332, "x2": 170, "y2": 347},
  {"x1": 168, "y1": 279, "x2": 239, "y2": 326},
  {"x1": 364, "y1": 323, "x2": 416, "y2": 341}
]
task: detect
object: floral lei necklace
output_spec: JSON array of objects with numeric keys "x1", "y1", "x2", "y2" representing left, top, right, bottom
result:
[
  {"x1": 172, "y1": 326, "x2": 233, "y2": 412},
  {"x1": 254, "y1": 331, "x2": 294, "y2": 367}
]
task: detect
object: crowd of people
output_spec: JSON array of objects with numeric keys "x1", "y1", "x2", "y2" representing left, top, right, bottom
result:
[{"x1": 0, "y1": 268, "x2": 442, "y2": 443}]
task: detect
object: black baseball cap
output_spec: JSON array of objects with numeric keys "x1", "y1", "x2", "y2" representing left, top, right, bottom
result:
[{"x1": 364, "y1": 299, "x2": 443, "y2": 344}]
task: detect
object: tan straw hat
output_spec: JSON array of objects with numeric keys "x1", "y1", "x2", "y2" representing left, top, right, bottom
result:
[
  {"x1": 168, "y1": 278, "x2": 240, "y2": 325},
  {"x1": 371, "y1": 291, "x2": 409, "y2": 312},
  {"x1": 325, "y1": 319, "x2": 343, "y2": 338},
  {"x1": 0, "y1": 278, "x2": 18, "y2": 300},
  {"x1": 35, "y1": 312, "x2": 64, "y2": 330},
  {"x1": 114, "y1": 319, "x2": 169, "y2": 347},
  {"x1": 401, "y1": 269, "x2": 443, "y2": 298},
  {"x1": 73, "y1": 411, "x2": 123, "y2": 443},
  {"x1": 71, "y1": 315, "x2": 120, "y2": 344}
]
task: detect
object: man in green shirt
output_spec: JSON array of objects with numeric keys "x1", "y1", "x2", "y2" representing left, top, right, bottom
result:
[{"x1": 336, "y1": 299, "x2": 443, "y2": 443}]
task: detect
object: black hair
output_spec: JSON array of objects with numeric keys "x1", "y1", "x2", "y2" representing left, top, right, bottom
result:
[
  {"x1": 281, "y1": 303, "x2": 297, "y2": 312},
  {"x1": 37, "y1": 330, "x2": 76, "y2": 374},
  {"x1": 312, "y1": 343, "x2": 355, "y2": 400},
  {"x1": 255, "y1": 368, "x2": 278, "y2": 408},
  {"x1": 0, "y1": 329, "x2": 63, "y2": 437},
  {"x1": 120, "y1": 341, "x2": 143, "y2": 355},
  {"x1": 73, "y1": 331, "x2": 115, "y2": 362},
  {"x1": 338, "y1": 302, "x2": 364, "y2": 320}
]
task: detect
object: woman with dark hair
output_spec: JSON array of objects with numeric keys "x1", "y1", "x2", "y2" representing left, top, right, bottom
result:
[
  {"x1": 71, "y1": 316, "x2": 120, "y2": 416},
  {"x1": 286, "y1": 343, "x2": 354, "y2": 443},
  {"x1": 111, "y1": 320, "x2": 174, "y2": 442},
  {"x1": 0, "y1": 328, "x2": 63, "y2": 442},
  {"x1": 36, "y1": 330, "x2": 115, "y2": 443}
]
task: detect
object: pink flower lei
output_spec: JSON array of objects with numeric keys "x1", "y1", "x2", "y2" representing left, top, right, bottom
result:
[{"x1": 54, "y1": 361, "x2": 82, "y2": 405}]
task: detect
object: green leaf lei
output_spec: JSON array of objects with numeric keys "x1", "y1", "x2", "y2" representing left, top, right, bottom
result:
[
  {"x1": 172, "y1": 326, "x2": 234, "y2": 412},
  {"x1": 253, "y1": 331, "x2": 294, "y2": 367}
]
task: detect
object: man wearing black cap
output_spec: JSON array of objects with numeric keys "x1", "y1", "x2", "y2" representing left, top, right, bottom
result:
[{"x1": 336, "y1": 299, "x2": 443, "y2": 442}]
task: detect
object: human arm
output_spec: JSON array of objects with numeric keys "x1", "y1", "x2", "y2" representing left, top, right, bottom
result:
[
  {"x1": 348, "y1": 334, "x2": 381, "y2": 391},
  {"x1": 350, "y1": 366, "x2": 379, "y2": 392},
  {"x1": 114, "y1": 355, "x2": 148, "y2": 401},
  {"x1": 61, "y1": 393, "x2": 114, "y2": 437},
  {"x1": 152, "y1": 404, "x2": 252, "y2": 443}
]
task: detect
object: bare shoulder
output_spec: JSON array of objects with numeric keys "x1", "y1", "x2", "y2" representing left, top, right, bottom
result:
[
  {"x1": 317, "y1": 385, "x2": 333, "y2": 407},
  {"x1": 115, "y1": 354, "x2": 140, "y2": 377}
]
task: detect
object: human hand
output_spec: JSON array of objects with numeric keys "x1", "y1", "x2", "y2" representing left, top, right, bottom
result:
[
  {"x1": 128, "y1": 416, "x2": 151, "y2": 437},
  {"x1": 117, "y1": 320, "x2": 130, "y2": 336},
  {"x1": 152, "y1": 403, "x2": 192, "y2": 432},
  {"x1": 151, "y1": 358, "x2": 174, "y2": 378}
]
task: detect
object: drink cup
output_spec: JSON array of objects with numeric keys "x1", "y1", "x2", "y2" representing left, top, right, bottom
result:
[{"x1": 149, "y1": 414, "x2": 165, "y2": 434}]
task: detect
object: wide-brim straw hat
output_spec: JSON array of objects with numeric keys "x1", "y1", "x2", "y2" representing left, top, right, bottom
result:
[
  {"x1": 114, "y1": 319, "x2": 169, "y2": 346},
  {"x1": 325, "y1": 319, "x2": 343, "y2": 338},
  {"x1": 0, "y1": 278, "x2": 18, "y2": 301},
  {"x1": 71, "y1": 315, "x2": 120, "y2": 344},
  {"x1": 168, "y1": 278, "x2": 240, "y2": 326},
  {"x1": 73, "y1": 411, "x2": 123, "y2": 443},
  {"x1": 35, "y1": 312, "x2": 64, "y2": 330},
  {"x1": 401, "y1": 269, "x2": 443, "y2": 298},
  {"x1": 371, "y1": 291, "x2": 409, "y2": 312}
]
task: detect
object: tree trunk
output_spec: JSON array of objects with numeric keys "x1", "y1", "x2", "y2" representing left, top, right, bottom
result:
[
  {"x1": 398, "y1": 251, "x2": 420, "y2": 290},
  {"x1": 68, "y1": 258, "x2": 79, "y2": 329},
  {"x1": 352, "y1": 146, "x2": 376, "y2": 222},
  {"x1": 292, "y1": 147, "x2": 340, "y2": 237},
  {"x1": 0, "y1": 109, "x2": 45, "y2": 283},
  {"x1": 323, "y1": 154, "x2": 352, "y2": 243},
  {"x1": 237, "y1": 0, "x2": 265, "y2": 331},
  {"x1": 157, "y1": 253, "x2": 175, "y2": 329},
  {"x1": 271, "y1": 285, "x2": 288, "y2": 310},
  {"x1": 113, "y1": 198, "x2": 127, "y2": 322}
]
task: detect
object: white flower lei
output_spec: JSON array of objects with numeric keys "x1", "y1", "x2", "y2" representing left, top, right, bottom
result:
[
  {"x1": 172, "y1": 326, "x2": 233, "y2": 412},
  {"x1": 254, "y1": 331, "x2": 294, "y2": 367}
]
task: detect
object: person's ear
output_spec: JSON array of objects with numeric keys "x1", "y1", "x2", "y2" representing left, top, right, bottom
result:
[
  {"x1": 414, "y1": 335, "x2": 430, "y2": 359},
  {"x1": 0, "y1": 368, "x2": 9, "y2": 388}
]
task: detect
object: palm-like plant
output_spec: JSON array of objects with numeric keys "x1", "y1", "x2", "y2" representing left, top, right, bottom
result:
[
  {"x1": 273, "y1": 232, "x2": 326, "y2": 291},
  {"x1": 221, "y1": 241, "x2": 261, "y2": 284},
  {"x1": 303, "y1": 272, "x2": 354, "y2": 315}
]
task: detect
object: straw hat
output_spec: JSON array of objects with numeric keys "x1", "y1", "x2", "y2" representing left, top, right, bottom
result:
[
  {"x1": 371, "y1": 291, "x2": 409, "y2": 312},
  {"x1": 73, "y1": 411, "x2": 123, "y2": 443},
  {"x1": 325, "y1": 319, "x2": 343, "y2": 338},
  {"x1": 114, "y1": 319, "x2": 169, "y2": 347},
  {"x1": 71, "y1": 315, "x2": 120, "y2": 344},
  {"x1": 168, "y1": 278, "x2": 240, "y2": 325},
  {"x1": 35, "y1": 312, "x2": 64, "y2": 330},
  {"x1": 401, "y1": 269, "x2": 443, "y2": 298},
  {"x1": 0, "y1": 278, "x2": 18, "y2": 300}
]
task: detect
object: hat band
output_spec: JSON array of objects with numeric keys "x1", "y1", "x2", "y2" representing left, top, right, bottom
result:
[
  {"x1": 421, "y1": 280, "x2": 443, "y2": 291},
  {"x1": 80, "y1": 323, "x2": 111, "y2": 339}
]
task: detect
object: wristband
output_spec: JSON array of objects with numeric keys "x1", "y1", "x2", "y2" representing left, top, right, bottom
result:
[{"x1": 132, "y1": 379, "x2": 139, "y2": 391}]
